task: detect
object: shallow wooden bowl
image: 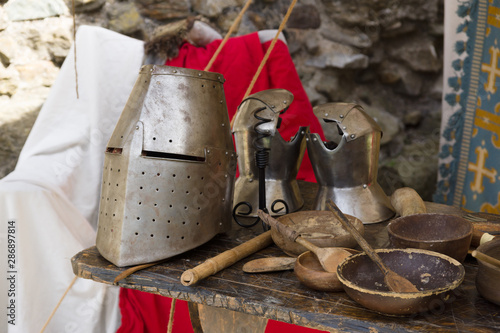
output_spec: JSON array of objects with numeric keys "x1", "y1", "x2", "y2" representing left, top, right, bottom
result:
[
  {"x1": 337, "y1": 248, "x2": 465, "y2": 316},
  {"x1": 272, "y1": 210, "x2": 364, "y2": 256},
  {"x1": 475, "y1": 238, "x2": 500, "y2": 305},
  {"x1": 387, "y1": 213, "x2": 473, "y2": 262},
  {"x1": 294, "y1": 249, "x2": 359, "y2": 292}
]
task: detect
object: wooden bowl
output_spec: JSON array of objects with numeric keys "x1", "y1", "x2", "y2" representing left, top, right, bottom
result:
[
  {"x1": 337, "y1": 248, "x2": 465, "y2": 315},
  {"x1": 475, "y1": 238, "x2": 500, "y2": 305},
  {"x1": 294, "y1": 249, "x2": 359, "y2": 292},
  {"x1": 272, "y1": 210, "x2": 364, "y2": 256},
  {"x1": 387, "y1": 213, "x2": 473, "y2": 262}
]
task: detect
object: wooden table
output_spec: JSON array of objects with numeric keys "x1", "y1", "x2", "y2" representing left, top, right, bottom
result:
[{"x1": 72, "y1": 182, "x2": 500, "y2": 332}]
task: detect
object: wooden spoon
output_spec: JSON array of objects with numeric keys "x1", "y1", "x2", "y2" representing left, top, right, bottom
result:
[
  {"x1": 242, "y1": 257, "x2": 296, "y2": 273},
  {"x1": 326, "y1": 199, "x2": 419, "y2": 293},
  {"x1": 257, "y1": 210, "x2": 349, "y2": 273}
]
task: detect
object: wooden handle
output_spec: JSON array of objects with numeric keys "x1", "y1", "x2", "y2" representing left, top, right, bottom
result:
[
  {"x1": 472, "y1": 250, "x2": 500, "y2": 269},
  {"x1": 294, "y1": 236, "x2": 322, "y2": 254},
  {"x1": 180, "y1": 231, "x2": 273, "y2": 286},
  {"x1": 257, "y1": 210, "x2": 299, "y2": 241},
  {"x1": 326, "y1": 200, "x2": 389, "y2": 275},
  {"x1": 390, "y1": 187, "x2": 427, "y2": 217}
]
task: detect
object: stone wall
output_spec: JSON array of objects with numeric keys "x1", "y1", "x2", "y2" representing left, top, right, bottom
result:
[{"x1": 0, "y1": 0, "x2": 444, "y2": 200}]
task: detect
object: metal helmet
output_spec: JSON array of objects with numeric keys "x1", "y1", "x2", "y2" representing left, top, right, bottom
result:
[
  {"x1": 96, "y1": 65, "x2": 237, "y2": 267},
  {"x1": 307, "y1": 103, "x2": 395, "y2": 223},
  {"x1": 232, "y1": 89, "x2": 307, "y2": 217}
]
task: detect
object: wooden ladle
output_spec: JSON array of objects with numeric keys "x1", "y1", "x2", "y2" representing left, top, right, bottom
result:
[
  {"x1": 326, "y1": 199, "x2": 419, "y2": 293},
  {"x1": 257, "y1": 210, "x2": 352, "y2": 273}
]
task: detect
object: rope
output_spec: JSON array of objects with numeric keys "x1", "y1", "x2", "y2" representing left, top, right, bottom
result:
[
  {"x1": 72, "y1": 0, "x2": 79, "y2": 99},
  {"x1": 167, "y1": 299, "x2": 177, "y2": 333},
  {"x1": 40, "y1": 276, "x2": 78, "y2": 333},
  {"x1": 204, "y1": 0, "x2": 253, "y2": 72}
]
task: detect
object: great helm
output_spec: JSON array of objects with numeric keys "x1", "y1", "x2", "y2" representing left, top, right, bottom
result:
[
  {"x1": 96, "y1": 65, "x2": 237, "y2": 267},
  {"x1": 306, "y1": 103, "x2": 394, "y2": 223}
]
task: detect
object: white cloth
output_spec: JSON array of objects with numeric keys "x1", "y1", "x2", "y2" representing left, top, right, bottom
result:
[{"x1": 0, "y1": 25, "x2": 145, "y2": 333}]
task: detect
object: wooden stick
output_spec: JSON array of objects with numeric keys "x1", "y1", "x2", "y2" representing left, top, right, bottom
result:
[
  {"x1": 40, "y1": 276, "x2": 78, "y2": 333},
  {"x1": 204, "y1": 0, "x2": 253, "y2": 72},
  {"x1": 180, "y1": 231, "x2": 273, "y2": 286},
  {"x1": 242, "y1": 0, "x2": 298, "y2": 99},
  {"x1": 472, "y1": 250, "x2": 500, "y2": 269},
  {"x1": 230, "y1": 0, "x2": 299, "y2": 129}
]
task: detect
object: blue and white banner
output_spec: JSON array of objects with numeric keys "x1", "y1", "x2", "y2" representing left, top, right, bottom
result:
[{"x1": 436, "y1": 0, "x2": 500, "y2": 214}]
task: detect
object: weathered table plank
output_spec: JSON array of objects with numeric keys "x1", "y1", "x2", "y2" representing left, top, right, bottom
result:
[{"x1": 72, "y1": 182, "x2": 500, "y2": 332}]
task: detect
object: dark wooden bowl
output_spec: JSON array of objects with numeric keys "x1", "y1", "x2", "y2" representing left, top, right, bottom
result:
[
  {"x1": 475, "y1": 238, "x2": 500, "y2": 305},
  {"x1": 387, "y1": 213, "x2": 473, "y2": 262},
  {"x1": 337, "y1": 248, "x2": 465, "y2": 316},
  {"x1": 294, "y1": 249, "x2": 359, "y2": 292},
  {"x1": 273, "y1": 210, "x2": 364, "y2": 256}
]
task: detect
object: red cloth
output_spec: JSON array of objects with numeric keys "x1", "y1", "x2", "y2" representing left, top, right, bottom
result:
[
  {"x1": 166, "y1": 32, "x2": 324, "y2": 182},
  {"x1": 117, "y1": 289, "x2": 193, "y2": 333},
  {"x1": 118, "y1": 32, "x2": 327, "y2": 333}
]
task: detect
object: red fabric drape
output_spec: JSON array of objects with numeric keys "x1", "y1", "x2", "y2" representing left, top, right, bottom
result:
[
  {"x1": 166, "y1": 32, "x2": 324, "y2": 182},
  {"x1": 118, "y1": 32, "x2": 326, "y2": 333},
  {"x1": 118, "y1": 289, "x2": 192, "y2": 333}
]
